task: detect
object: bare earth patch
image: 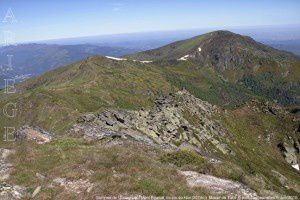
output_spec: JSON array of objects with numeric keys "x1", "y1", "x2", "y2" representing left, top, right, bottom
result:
[{"x1": 52, "y1": 177, "x2": 94, "y2": 194}]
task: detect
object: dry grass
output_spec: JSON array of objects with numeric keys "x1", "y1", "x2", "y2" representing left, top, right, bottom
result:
[{"x1": 8, "y1": 138, "x2": 207, "y2": 199}]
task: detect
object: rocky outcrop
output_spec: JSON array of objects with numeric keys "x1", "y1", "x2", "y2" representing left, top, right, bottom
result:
[
  {"x1": 0, "y1": 149, "x2": 26, "y2": 199},
  {"x1": 277, "y1": 142, "x2": 299, "y2": 171},
  {"x1": 69, "y1": 90, "x2": 233, "y2": 155},
  {"x1": 179, "y1": 171, "x2": 258, "y2": 198},
  {"x1": 14, "y1": 125, "x2": 53, "y2": 144},
  {"x1": 0, "y1": 183, "x2": 26, "y2": 200},
  {"x1": 0, "y1": 149, "x2": 14, "y2": 182},
  {"x1": 248, "y1": 100, "x2": 288, "y2": 116}
]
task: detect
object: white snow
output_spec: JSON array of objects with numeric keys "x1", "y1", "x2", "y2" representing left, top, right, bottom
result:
[
  {"x1": 178, "y1": 55, "x2": 190, "y2": 61},
  {"x1": 106, "y1": 57, "x2": 152, "y2": 63},
  {"x1": 133, "y1": 60, "x2": 152, "y2": 63},
  {"x1": 198, "y1": 47, "x2": 202, "y2": 52},
  {"x1": 105, "y1": 56, "x2": 127, "y2": 61},
  {"x1": 140, "y1": 60, "x2": 152, "y2": 63},
  {"x1": 292, "y1": 164, "x2": 299, "y2": 171}
]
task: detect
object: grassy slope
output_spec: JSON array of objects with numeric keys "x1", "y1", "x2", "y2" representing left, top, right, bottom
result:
[
  {"x1": 0, "y1": 56, "x2": 174, "y2": 136},
  {"x1": 157, "y1": 60, "x2": 254, "y2": 107},
  {"x1": 217, "y1": 107, "x2": 300, "y2": 195},
  {"x1": 8, "y1": 139, "x2": 208, "y2": 199},
  {"x1": 126, "y1": 34, "x2": 209, "y2": 61}
]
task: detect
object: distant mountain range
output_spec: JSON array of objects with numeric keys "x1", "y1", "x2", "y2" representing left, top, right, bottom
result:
[{"x1": 263, "y1": 39, "x2": 300, "y2": 56}]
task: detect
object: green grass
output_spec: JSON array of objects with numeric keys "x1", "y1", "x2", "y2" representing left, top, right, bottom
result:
[
  {"x1": 215, "y1": 107, "x2": 300, "y2": 195},
  {"x1": 126, "y1": 34, "x2": 209, "y2": 61},
  {"x1": 134, "y1": 179, "x2": 165, "y2": 196},
  {"x1": 52, "y1": 136, "x2": 79, "y2": 150},
  {"x1": 159, "y1": 150, "x2": 215, "y2": 175},
  {"x1": 0, "y1": 56, "x2": 174, "y2": 135}
]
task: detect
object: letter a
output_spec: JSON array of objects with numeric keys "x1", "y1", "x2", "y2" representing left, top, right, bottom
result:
[{"x1": 3, "y1": 8, "x2": 17, "y2": 23}]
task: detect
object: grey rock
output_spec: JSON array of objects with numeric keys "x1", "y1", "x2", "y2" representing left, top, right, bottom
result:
[
  {"x1": 36, "y1": 173, "x2": 46, "y2": 181},
  {"x1": 69, "y1": 90, "x2": 233, "y2": 155},
  {"x1": 0, "y1": 183, "x2": 26, "y2": 200},
  {"x1": 14, "y1": 126, "x2": 53, "y2": 144},
  {"x1": 114, "y1": 113, "x2": 125, "y2": 123},
  {"x1": 77, "y1": 113, "x2": 96, "y2": 123},
  {"x1": 31, "y1": 186, "x2": 41, "y2": 198},
  {"x1": 277, "y1": 142, "x2": 298, "y2": 165}
]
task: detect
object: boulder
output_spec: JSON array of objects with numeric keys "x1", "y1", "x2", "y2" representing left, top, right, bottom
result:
[
  {"x1": 14, "y1": 126, "x2": 53, "y2": 144},
  {"x1": 77, "y1": 113, "x2": 96, "y2": 123},
  {"x1": 277, "y1": 142, "x2": 298, "y2": 165},
  {"x1": 114, "y1": 113, "x2": 125, "y2": 123},
  {"x1": 0, "y1": 183, "x2": 26, "y2": 200}
]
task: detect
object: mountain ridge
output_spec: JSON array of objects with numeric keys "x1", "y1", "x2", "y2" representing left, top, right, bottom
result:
[
  {"x1": 0, "y1": 43, "x2": 140, "y2": 88},
  {"x1": 127, "y1": 30, "x2": 300, "y2": 105},
  {"x1": 1, "y1": 30, "x2": 300, "y2": 198},
  {"x1": 126, "y1": 30, "x2": 298, "y2": 64}
]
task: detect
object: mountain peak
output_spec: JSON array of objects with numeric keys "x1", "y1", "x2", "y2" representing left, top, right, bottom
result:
[
  {"x1": 207, "y1": 30, "x2": 237, "y2": 35},
  {"x1": 126, "y1": 30, "x2": 298, "y2": 71}
]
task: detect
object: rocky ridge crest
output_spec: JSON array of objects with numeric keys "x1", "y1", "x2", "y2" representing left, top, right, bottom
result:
[{"x1": 69, "y1": 90, "x2": 232, "y2": 155}]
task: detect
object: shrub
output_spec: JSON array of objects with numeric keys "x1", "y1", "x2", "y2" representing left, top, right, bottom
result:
[{"x1": 160, "y1": 150, "x2": 207, "y2": 168}]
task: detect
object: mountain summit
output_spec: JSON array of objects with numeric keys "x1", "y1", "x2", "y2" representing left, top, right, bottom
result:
[
  {"x1": 127, "y1": 30, "x2": 298, "y2": 70},
  {"x1": 128, "y1": 31, "x2": 300, "y2": 105}
]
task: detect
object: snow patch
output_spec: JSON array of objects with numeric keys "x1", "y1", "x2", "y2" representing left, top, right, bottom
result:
[
  {"x1": 106, "y1": 56, "x2": 152, "y2": 63},
  {"x1": 105, "y1": 56, "x2": 127, "y2": 61},
  {"x1": 133, "y1": 60, "x2": 152, "y2": 63},
  {"x1": 140, "y1": 60, "x2": 152, "y2": 63},
  {"x1": 178, "y1": 55, "x2": 190, "y2": 61},
  {"x1": 198, "y1": 47, "x2": 202, "y2": 52},
  {"x1": 292, "y1": 164, "x2": 299, "y2": 171}
]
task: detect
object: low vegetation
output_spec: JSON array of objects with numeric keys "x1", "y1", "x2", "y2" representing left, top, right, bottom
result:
[{"x1": 9, "y1": 139, "x2": 207, "y2": 198}]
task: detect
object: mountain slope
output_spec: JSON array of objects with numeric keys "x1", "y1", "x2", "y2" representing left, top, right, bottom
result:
[
  {"x1": 1, "y1": 56, "x2": 174, "y2": 133},
  {"x1": 128, "y1": 31, "x2": 300, "y2": 105},
  {"x1": 1, "y1": 31, "x2": 299, "y2": 134},
  {"x1": 127, "y1": 30, "x2": 298, "y2": 64}
]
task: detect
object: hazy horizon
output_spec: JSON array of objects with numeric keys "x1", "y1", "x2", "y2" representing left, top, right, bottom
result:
[{"x1": 1, "y1": 0, "x2": 300, "y2": 44}]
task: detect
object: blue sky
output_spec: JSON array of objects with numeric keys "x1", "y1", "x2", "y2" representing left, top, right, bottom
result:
[{"x1": 1, "y1": 0, "x2": 300, "y2": 43}]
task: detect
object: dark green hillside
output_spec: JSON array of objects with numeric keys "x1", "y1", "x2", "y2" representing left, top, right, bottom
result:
[{"x1": 128, "y1": 31, "x2": 300, "y2": 105}]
